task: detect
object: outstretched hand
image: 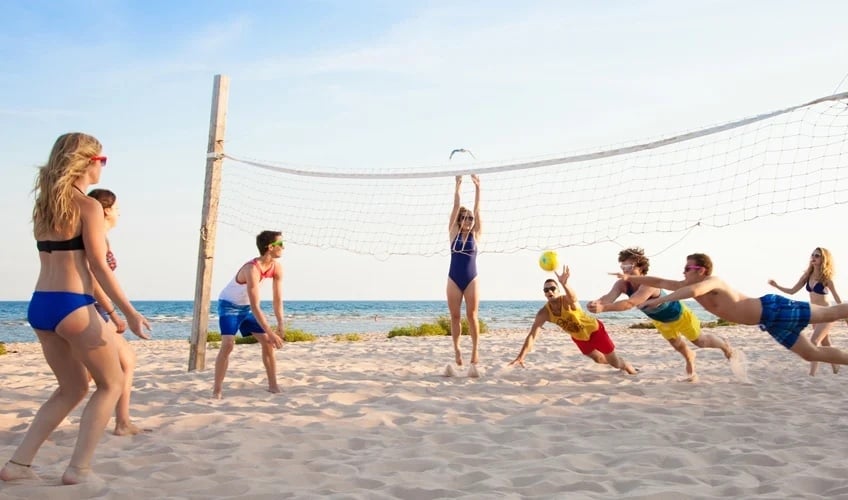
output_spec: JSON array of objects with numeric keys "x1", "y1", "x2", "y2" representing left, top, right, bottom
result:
[
  {"x1": 767, "y1": 279, "x2": 777, "y2": 287},
  {"x1": 609, "y1": 272, "x2": 628, "y2": 280},
  {"x1": 455, "y1": 175, "x2": 462, "y2": 186},
  {"x1": 129, "y1": 313, "x2": 152, "y2": 340},
  {"x1": 554, "y1": 265, "x2": 570, "y2": 286},
  {"x1": 471, "y1": 174, "x2": 480, "y2": 187},
  {"x1": 587, "y1": 300, "x2": 603, "y2": 313}
]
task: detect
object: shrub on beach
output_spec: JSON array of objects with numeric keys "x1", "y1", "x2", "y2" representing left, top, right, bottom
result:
[
  {"x1": 388, "y1": 317, "x2": 489, "y2": 338},
  {"x1": 702, "y1": 318, "x2": 737, "y2": 328},
  {"x1": 435, "y1": 316, "x2": 489, "y2": 335},
  {"x1": 629, "y1": 318, "x2": 736, "y2": 329},
  {"x1": 204, "y1": 329, "x2": 316, "y2": 344},
  {"x1": 333, "y1": 333, "x2": 363, "y2": 342},
  {"x1": 0, "y1": 342, "x2": 6, "y2": 356},
  {"x1": 284, "y1": 329, "x2": 317, "y2": 342}
]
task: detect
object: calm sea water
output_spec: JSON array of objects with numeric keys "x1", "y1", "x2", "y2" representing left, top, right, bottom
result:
[{"x1": 0, "y1": 300, "x2": 718, "y2": 344}]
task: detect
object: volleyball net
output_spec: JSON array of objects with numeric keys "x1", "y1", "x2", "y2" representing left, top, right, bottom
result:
[{"x1": 217, "y1": 92, "x2": 848, "y2": 258}]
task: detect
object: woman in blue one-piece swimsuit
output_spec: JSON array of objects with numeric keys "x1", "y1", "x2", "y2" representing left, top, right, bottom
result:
[
  {"x1": 446, "y1": 174, "x2": 482, "y2": 370},
  {"x1": 768, "y1": 247, "x2": 844, "y2": 376}
]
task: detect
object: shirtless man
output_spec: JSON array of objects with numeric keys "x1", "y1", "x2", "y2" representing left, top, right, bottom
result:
[
  {"x1": 589, "y1": 247, "x2": 733, "y2": 381},
  {"x1": 510, "y1": 265, "x2": 637, "y2": 374},
  {"x1": 616, "y1": 253, "x2": 848, "y2": 366}
]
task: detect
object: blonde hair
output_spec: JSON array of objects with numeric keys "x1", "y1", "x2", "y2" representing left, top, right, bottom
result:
[
  {"x1": 806, "y1": 247, "x2": 835, "y2": 283},
  {"x1": 32, "y1": 133, "x2": 102, "y2": 236}
]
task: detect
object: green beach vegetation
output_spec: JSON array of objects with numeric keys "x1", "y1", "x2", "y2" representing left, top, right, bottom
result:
[{"x1": 388, "y1": 316, "x2": 489, "y2": 338}]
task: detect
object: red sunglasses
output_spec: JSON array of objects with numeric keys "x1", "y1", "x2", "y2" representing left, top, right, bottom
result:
[{"x1": 90, "y1": 155, "x2": 108, "y2": 166}]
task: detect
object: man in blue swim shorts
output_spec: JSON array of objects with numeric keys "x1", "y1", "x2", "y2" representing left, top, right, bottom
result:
[
  {"x1": 612, "y1": 252, "x2": 848, "y2": 368},
  {"x1": 589, "y1": 247, "x2": 733, "y2": 381},
  {"x1": 212, "y1": 230, "x2": 286, "y2": 399}
]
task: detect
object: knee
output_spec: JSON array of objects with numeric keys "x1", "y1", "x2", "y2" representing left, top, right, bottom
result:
[
  {"x1": 219, "y1": 339, "x2": 235, "y2": 355},
  {"x1": 797, "y1": 349, "x2": 816, "y2": 362},
  {"x1": 61, "y1": 383, "x2": 90, "y2": 404},
  {"x1": 449, "y1": 311, "x2": 462, "y2": 321},
  {"x1": 587, "y1": 352, "x2": 605, "y2": 364}
]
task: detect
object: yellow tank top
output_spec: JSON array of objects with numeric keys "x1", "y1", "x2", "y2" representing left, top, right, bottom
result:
[{"x1": 545, "y1": 297, "x2": 599, "y2": 341}]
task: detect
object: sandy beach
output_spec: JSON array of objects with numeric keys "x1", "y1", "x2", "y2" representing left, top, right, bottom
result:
[{"x1": 3, "y1": 324, "x2": 848, "y2": 499}]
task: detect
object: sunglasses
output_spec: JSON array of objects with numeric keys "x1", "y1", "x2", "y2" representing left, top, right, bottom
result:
[
  {"x1": 269, "y1": 240, "x2": 285, "y2": 248},
  {"x1": 90, "y1": 155, "x2": 108, "y2": 166},
  {"x1": 543, "y1": 286, "x2": 557, "y2": 293},
  {"x1": 812, "y1": 253, "x2": 822, "y2": 258},
  {"x1": 620, "y1": 263, "x2": 634, "y2": 270},
  {"x1": 460, "y1": 216, "x2": 475, "y2": 222},
  {"x1": 684, "y1": 265, "x2": 703, "y2": 272}
]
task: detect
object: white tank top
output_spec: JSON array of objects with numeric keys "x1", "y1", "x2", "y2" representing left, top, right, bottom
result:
[{"x1": 218, "y1": 259, "x2": 276, "y2": 305}]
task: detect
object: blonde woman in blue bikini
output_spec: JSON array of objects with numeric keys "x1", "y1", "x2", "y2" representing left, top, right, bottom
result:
[{"x1": 768, "y1": 247, "x2": 844, "y2": 376}]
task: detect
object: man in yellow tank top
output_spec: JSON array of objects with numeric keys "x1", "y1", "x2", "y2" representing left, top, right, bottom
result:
[{"x1": 510, "y1": 265, "x2": 637, "y2": 374}]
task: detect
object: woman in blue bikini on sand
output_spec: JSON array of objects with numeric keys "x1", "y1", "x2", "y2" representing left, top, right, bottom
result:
[
  {"x1": 446, "y1": 174, "x2": 481, "y2": 373},
  {"x1": 0, "y1": 133, "x2": 150, "y2": 485},
  {"x1": 768, "y1": 247, "x2": 844, "y2": 376}
]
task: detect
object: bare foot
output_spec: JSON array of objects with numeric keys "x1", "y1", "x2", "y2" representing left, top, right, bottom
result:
[
  {"x1": 61, "y1": 465, "x2": 92, "y2": 485},
  {"x1": 1, "y1": 461, "x2": 40, "y2": 481},
  {"x1": 621, "y1": 362, "x2": 637, "y2": 375},
  {"x1": 681, "y1": 373, "x2": 700, "y2": 383},
  {"x1": 454, "y1": 350, "x2": 463, "y2": 366},
  {"x1": 114, "y1": 421, "x2": 152, "y2": 436},
  {"x1": 212, "y1": 390, "x2": 223, "y2": 400},
  {"x1": 721, "y1": 337, "x2": 733, "y2": 360},
  {"x1": 267, "y1": 386, "x2": 281, "y2": 394}
]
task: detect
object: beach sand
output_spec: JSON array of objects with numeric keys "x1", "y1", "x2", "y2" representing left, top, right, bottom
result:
[{"x1": 2, "y1": 324, "x2": 848, "y2": 499}]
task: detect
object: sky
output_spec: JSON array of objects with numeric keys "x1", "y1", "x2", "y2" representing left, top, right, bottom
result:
[{"x1": 2, "y1": 0, "x2": 848, "y2": 302}]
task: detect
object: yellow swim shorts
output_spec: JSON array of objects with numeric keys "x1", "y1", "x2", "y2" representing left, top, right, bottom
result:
[{"x1": 651, "y1": 305, "x2": 700, "y2": 341}]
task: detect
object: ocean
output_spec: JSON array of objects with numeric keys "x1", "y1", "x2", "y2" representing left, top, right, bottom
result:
[{"x1": 0, "y1": 300, "x2": 719, "y2": 344}]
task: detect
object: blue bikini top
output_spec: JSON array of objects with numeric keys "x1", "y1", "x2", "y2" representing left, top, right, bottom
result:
[{"x1": 806, "y1": 278, "x2": 827, "y2": 295}]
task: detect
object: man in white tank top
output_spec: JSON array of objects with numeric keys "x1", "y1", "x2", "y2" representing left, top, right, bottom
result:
[{"x1": 212, "y1": 230, "x2": 286, "y2": 399}]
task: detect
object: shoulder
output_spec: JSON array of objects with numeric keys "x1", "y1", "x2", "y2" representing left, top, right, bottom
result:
[{"x1": 78, "y1": 195, "x2": 103, "y2": 216}]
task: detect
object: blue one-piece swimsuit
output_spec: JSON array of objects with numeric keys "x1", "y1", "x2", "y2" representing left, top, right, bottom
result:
[{"x1": 448, "y1": 233, "x2": 477, "y2": 292}]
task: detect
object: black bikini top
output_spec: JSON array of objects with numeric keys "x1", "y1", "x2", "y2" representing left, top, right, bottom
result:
[{"x1": 37, "y1": 234, "x2": 85, "y2": 253}]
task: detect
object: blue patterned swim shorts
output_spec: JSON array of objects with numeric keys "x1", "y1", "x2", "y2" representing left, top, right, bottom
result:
[{"x1": 758, "y1": 294, "x2": 810, "y2": 349}]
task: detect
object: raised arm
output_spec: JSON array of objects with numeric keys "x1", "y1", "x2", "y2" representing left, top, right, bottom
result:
[
  {"x1": 767, "y1": 272, "x2": 808, "y2": 295},
  {"x1": 509, "y1": 307, "x2": 548, "y2": 368},
  {"x1": 449, "y1": 176, "x2": 462, "y2": 234},
  {"x1": 553, "y1": 265, "x2": 579, "y2": 305},
  {"x1": 471, "y1": 174, "x2": 481, "y2": 235}
]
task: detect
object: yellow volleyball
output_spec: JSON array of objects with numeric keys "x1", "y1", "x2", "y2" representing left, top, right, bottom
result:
[{"x1": 539, "y1": 250, "x2": 558, "y2": 272}]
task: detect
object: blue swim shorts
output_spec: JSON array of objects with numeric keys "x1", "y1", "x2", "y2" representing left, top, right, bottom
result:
[
  {"x1": 217, "y1": 299, "x2": 264, "y2": 336},
  {"x1": 758, "y1": 294, "x2": 810, "y2": 349}
]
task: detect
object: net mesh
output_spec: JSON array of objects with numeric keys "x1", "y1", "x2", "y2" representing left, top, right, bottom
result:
[{"x1": 218, "y1": 92, "x2": 848, "y2": 258}]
